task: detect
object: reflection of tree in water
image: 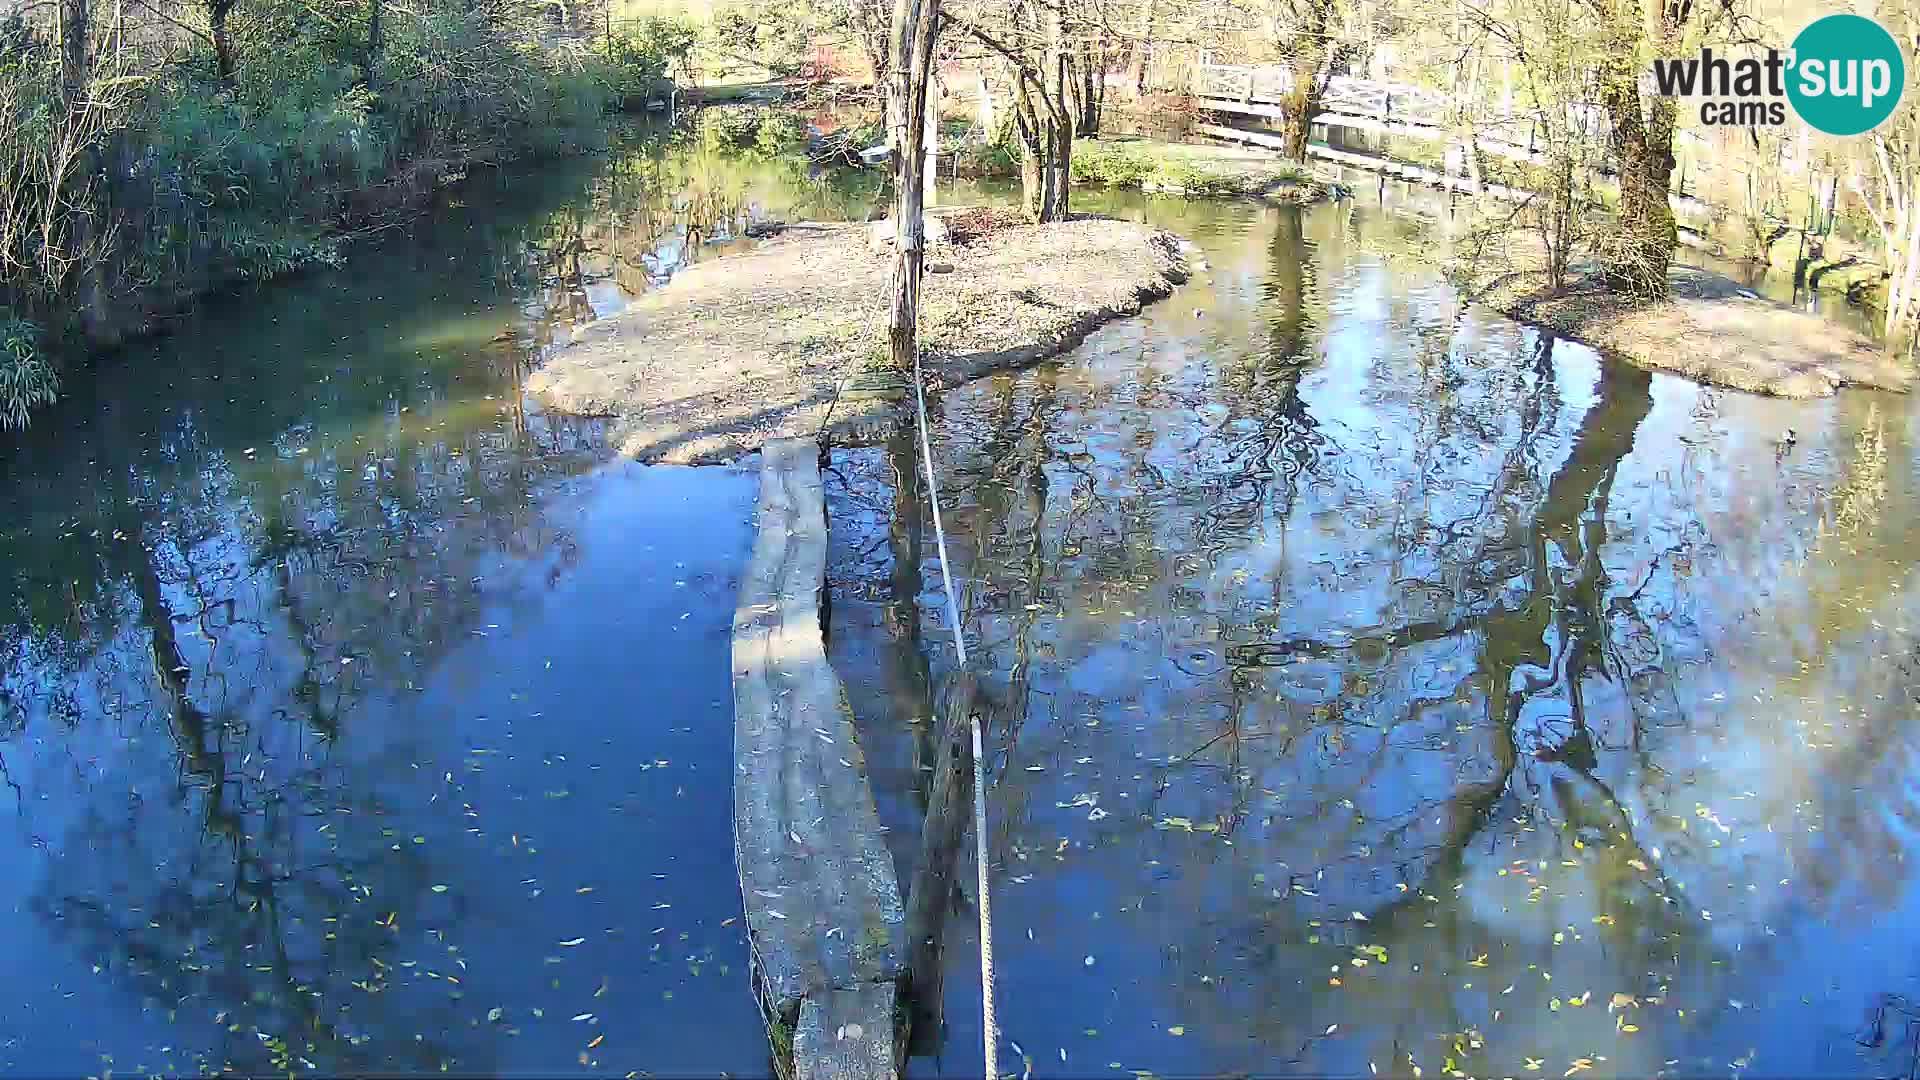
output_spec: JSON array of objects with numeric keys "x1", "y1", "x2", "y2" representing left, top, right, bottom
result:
[
  {"x1": 932, "y1": 254, "x2": 1842, "y2": 1063},
  {"x1": 1191, "y1": 206, "x2": 1326, "y2": 550},
  {"x1": 0, "y1": 320, "x2": 601, "y2": 1072}
]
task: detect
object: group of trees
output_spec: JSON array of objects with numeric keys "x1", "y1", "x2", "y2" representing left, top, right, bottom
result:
[
  {"x1": 862, "y1": 0, "x2": 1920, "y2": 358},
  {"x1": 0, "y1": 0, "x2": 695, "y2": 427}
]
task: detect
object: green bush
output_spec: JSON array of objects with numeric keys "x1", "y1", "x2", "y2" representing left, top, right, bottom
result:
[
  {"x1": 0, "y1": 312, "x2": 53, "y2": 431},
  {"x1": 1068, "y1": 139, "x2": 1312, "y2": 195},
  {"x1": 696, "y1": 107, "x2": 808, "y2": 158},
  {"x1": 602, "y1": 15, "x2": 697, "y2": 102},
  {"x1": 0, "y1": 1, "x2": 645, "y2": 428},
  {"x1": 1071, "y1": 140, "x2": 1157, "y2": 186}
]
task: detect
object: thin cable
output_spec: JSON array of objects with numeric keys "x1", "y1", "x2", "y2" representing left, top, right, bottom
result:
[{"x1": 911, "y1": 350, "x2": 997, "y2": 1080}]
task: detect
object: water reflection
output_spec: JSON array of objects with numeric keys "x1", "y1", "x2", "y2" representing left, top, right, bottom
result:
[
  {"x1": 0, "y1": 121, "x2": 890, "y2": 1075},
  {"x1": 830, "y1": 196, "x2": 1920, "y2": 1077}
]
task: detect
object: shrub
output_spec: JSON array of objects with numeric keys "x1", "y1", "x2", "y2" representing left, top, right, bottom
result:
[
  {"x1": 603, "y1": 15, "x2": 697, "y2": 101},
  {"x1": 696, "y1": 107, "x2": 808, "y2": 158},
  {"x1": 0, "y1": 2, "x2": 638, "y2": 428},
  {"x1": 0, "y1": 313, "x2": 53, "y2": 431},
  {"x1": 1071, "y1": 140, "x2": 1157, "y2": 186}
]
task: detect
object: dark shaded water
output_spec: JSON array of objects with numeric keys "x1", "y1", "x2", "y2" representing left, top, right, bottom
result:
[
  {"x1": 0, "y1": 131, "x2": 847, "y2": 1075},
  {"x1": 3, "y1": 123, "x2": 1917, "y2": 1078}
]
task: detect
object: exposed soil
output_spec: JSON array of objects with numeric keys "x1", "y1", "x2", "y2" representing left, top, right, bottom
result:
[
  {"x1": 1477, "y1": 265, "x2": 1910, "y2": 397},
  {"x1": 527, "y1": 216, "x2": 1189, "y2": 463}
]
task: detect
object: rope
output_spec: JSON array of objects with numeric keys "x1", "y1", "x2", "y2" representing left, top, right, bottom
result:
[{"x1": 910, "y1": 349, "x2": 998, "y2": 1080}]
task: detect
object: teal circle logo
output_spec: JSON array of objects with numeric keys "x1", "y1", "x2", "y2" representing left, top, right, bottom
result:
[{"x1": 1787, "y1": 14, "x2": 1905, "y2": 136}]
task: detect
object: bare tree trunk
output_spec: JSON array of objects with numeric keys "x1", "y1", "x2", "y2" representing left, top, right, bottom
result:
[
  {"x1": 365, "y1": 0, "x2": 382, "y2": 89},
  {"x1": 1279, "y1": 51, "x2": 1323, "y2": 162},
  {"x1": 208, "y1": 0, "x2": 235, "y2": 86},
  {"x1": 1041, "y1": 13, "x2": 1073, "y2": 220},
  {"x1": 1076, "y1": 40, "x2": 1103, "y2": 134},
  {"x1": 60, "y1": 0, "x2": 87, "y2": 96},
  {"x1": 1599, "y1": 75, "x2": 1677, "y2": 299},
  {"x1": 886, "y1": 0, "x2": 941, "y2": 371},
  {"x1": 1011, "y1": 72, "x2": 1046, "y2": 220},
  {"x1": 1127, "y1": 0, "x2": 1159, "y2": 95}
]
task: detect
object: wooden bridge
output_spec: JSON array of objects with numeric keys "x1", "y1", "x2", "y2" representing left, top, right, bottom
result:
[{"x1": 1190, "y1": 62, "x2": 1608, "y2": 174}]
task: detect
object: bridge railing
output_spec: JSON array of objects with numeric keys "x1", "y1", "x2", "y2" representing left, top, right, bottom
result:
[{"x1": 1192, "y1": 62, "x2": 1614, "y2": 160}]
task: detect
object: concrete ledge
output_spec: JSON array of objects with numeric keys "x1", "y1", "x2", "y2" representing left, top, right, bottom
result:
[
  {"x1": 794, "y1": 984, "x2": 900, "y2": 1080},
  {"x1": 732, "y1": 438, "x2": 905, "y2": 1079}
]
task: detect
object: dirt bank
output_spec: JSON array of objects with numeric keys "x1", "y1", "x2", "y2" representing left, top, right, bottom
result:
[
  {"x1": 527, "y1": 213, "x2": 1189, "y2": 463},
  {"x1": 1475, "y1": 265, "x2": 1909, "y2": 397}
]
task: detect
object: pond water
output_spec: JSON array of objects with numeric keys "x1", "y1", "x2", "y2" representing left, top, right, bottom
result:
[
  {"x1": 0, "y1": 126, "x2": 829, "y2": 1075},
  {"x1": 1, "y1": 118, "x2": 1916, "y2": 1078},
  {"x1": 829, "y1": 190, "x2": 1920, "y2": 1077}
]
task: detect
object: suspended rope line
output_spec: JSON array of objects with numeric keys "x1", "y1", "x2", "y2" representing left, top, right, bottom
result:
[{"x1": 910, "y1": 348, "x2": 999, "y2": 1080}]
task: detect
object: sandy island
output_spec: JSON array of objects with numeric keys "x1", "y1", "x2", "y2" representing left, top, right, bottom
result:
[
  {"x1": 528, "y1": 212, "x2": 1189, "y2": 464},
  {"x1": 1477, "y1": 265, "x2": 1910, "y2": 397}
]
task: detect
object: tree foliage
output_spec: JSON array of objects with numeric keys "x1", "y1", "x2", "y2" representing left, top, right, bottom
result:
[{"x1": 0, "y1": 0, "x2": 694, "y2": 428}]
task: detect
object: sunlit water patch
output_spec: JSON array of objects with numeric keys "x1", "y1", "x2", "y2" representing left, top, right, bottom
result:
[{"x1": 829, "y1": 197, "x2": 1920, "y2": 1078}]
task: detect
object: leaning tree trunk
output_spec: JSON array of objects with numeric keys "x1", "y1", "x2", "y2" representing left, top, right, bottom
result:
[{"x1": 885, "y1": 0, "x2": 942, "y2": 370}]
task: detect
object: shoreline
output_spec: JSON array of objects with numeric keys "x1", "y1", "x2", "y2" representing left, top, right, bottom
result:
[
  {"x1": 1474, "y1": 265, "x2": 1910, "y2": 397},
  {"x1": 527, "y1": 212, "x2": 1191, "y2": 464}
]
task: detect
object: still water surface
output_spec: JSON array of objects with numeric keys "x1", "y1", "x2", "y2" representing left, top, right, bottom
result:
[
  {"x1": 832, "y1": 194, "x2": 1920, "y2": 1077},
  {"x1": 2, "y1": 123, "x2": 1917, "y2": 1077}
]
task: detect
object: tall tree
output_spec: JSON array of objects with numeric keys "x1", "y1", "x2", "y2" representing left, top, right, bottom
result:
[
  {"x1": 206, "y1": 0, "x2": 237, "y2": 85},
  {"x1": 886, "y1": 0, "x2": 943, "y2": 368},
  {"x1": 951, "y1": 0, "x2": 1076, "y2": 221},
  {"x1": 1268, "y1": 0, "x2": 1342, "y2": 160},
  {"x1": 365, "y1": 0, "x2": 382, "y2": 87},
  {"x1": 1583, "y1": 0, "x2": 1748, "y2": 297}
]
